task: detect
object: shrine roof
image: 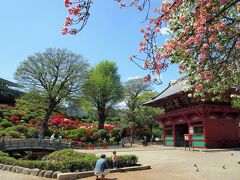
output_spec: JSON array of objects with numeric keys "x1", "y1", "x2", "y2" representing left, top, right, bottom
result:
[{"x1": 143, "y1": 76, "x2": 186, "y2": 106}]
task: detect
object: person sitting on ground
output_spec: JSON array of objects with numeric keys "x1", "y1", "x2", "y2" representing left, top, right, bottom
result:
[
  {"x1": 112, "y1": 151, "x2": 118, "y2": 169},
  {"x1": 94, "y1": 154, "x2": 110, "y2": 180}
]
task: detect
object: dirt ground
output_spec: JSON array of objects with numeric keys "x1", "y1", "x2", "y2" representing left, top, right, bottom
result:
[{"x1": 0, "y1": 145, "x2": 240, "y2": 180}]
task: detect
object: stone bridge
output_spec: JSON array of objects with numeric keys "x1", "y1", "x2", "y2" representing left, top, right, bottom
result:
[{"x1": 0, "y1": 139, "x2": 71, "y2": 156}]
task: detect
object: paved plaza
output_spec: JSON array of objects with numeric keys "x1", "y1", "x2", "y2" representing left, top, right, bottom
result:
[
  {"x1": 1, "y1": 145, "x2": 240, "y2": 180},
  {"x1": 80, "y1": 145, "x2": 240, "y2": 180}
]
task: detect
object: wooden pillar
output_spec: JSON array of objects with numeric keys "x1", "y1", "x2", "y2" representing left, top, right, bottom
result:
[
  {"x1": 162, "y1": 120, "x2": 166, "y2": 145},
  {"x1": 173, "y1": 121, "x2": 176, "y2": 146},
  {"x1": 202, "y1": 108, "x2": 207, "y2": 148},
  {"x1": 163, "y1": 128, "x2": 165, "y2": 146}
]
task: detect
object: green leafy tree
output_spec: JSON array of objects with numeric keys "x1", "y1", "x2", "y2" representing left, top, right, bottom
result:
[
  {"x1": 232, "y1": 96, "x2": 240, "y2": 108},
  {"x1": 14, "y1": 48, "x2": 89, "y2": 135},
  {"x1": 123, "y1": 78, "x2": 152, "y2": 141},
  {"x1": 136, "y1": 91, "x2": 164, "y2": 135},
  {"x1": 82, "y1": 60, "x2": 124, "y2": 129}
]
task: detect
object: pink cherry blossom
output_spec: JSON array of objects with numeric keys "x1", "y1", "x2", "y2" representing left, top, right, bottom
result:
[
  {"x1": 204, "y1": 72, "x2": 213, "y2": 80},
  {"x1": 146, "y1": 25, "x2": 151, "y2": 31},
  {"x1": 61, "y1": 27, "x2": 68, "y2": 35},
  {"x1": 198, "y1": 72, "x2": 205, "y2": 79},
  {"x1": 197, "y1": 66, "x2": 203, "y2": 72},
  {"x1": 179, "y1": 63, "x2": 186, "y2": 71},
  {"x1": 216, "y1": 45, "x2": 223, "y2": 51},
  {"x1": 185, "y1": 49, "x2": 192, "y2": 55},
  {"x1": 179, "y1": 16, "x2": 187, "y2": 23},
  {"x1": 140, "y1": 28, "x2": 145, "y2": 33},
  {"x1": 65, "y1": 16, "x2": 73, "y2": 26},
  {"x1": 64, "y1": 0, "x2": 72, "y2": 7},
  {"x1": 195, "y1": 83, "x2": 204, "y2": 91},
  {"x1": 120, "y1": 3, "x2": 126, "y2": 8},
  {"x1": 227, "y1": 66, "x2": 234, "y2": 71},
  {"x1": 202, "y1": 43, "x2": 209, "y2": 49},
  {"x1": 209, "y1": 35, "x2": 217, "y2": 43}
]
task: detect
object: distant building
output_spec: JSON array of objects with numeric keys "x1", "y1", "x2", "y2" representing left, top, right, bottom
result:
[
  {"x1": 144, "y1": 77, "x2": 240, "y2": 148},
  {"x1": 0, "y1": 78, "x2": 23, "y2": 105}
]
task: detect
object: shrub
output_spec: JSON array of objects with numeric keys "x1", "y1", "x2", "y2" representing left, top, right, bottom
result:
[
  {"x1": 0, "y1": 156, "x2": 16, "y2": 165},
  {"x1": 15, "y1": 125, "x2": 28, "y2": 133},
  {"x1": 107, "y1": 154, "x2": 138, "y2": 168},
  {"x1": 109, "y1": 137, "x2": 116, "y2": 143},
  {"x1": 2, "y1": 127, "x2": 16, "y2": 133},
  {"x1": 0, "y1": 120, "x2": 13, "y2": 128},
  {"x1": 67, "y1": 128, "x2": 86, "y2": 139},
  {"x1": 2, "y1": 112, "x2": 11, "y2": 117},
  {"x1": 0, "y1": 132, "x2": 6, "y2": 136},
  {"x1": 7, "y1": 131, "x2": 20, "y2": 139},
  {"x1": 11, "y1": 110, "x2": 21, "y2": 116},
  {"x1": 26, "y1": 127, "x2": 39, "y2": 138},
  {"x1": 0, "y1": 151, "x2": 9, "y2": 157},
  {"x1": 21, "y1": 117, "x2": 28, "y2": 122},
  {"x1": 47, "y1": 149, "x2": 97, "y2": 161},
  {"x1": 98, "y1": 129, "x2": 108, "y2": 139},
  {"x1": 111, "y1": 128, "x2": 121, "y2": 138},
  {"x1": 20, "y1": 135, "x2": 27, "y2": 139},
  {"x1": 92, "y1": 132, "x2": 100, "y2": 140},
  {"x1": 152, "y1": 128, "x2": 162, "y2": 138},
  {"x1": 26, "y1": 114, "x2": 35, "y2": 121}
]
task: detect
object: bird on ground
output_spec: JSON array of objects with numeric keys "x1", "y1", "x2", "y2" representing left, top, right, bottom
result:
[
  {"x1": 222, "y1": 165, "x2": 226, "y2": 169},
  {"x1": 194, "y1": 164, "x2": 199, "y2": 172}
]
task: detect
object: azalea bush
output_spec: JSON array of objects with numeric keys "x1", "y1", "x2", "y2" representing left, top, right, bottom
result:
[
  {"x1": 0, "y1": 120, "x2": 13, "y2": 128},
  {"x1": 0, "y1": 105, "x2": 121, "y2": 141}
]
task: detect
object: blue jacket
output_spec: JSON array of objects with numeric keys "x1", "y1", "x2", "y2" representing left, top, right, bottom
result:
[{"x1": 95, "y1": 158, "x2": 108, "y2": 172}]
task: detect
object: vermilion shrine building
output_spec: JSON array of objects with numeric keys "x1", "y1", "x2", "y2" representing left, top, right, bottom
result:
[{"x1": 144, "y1": 78, "x2": 240, "y2": 148}]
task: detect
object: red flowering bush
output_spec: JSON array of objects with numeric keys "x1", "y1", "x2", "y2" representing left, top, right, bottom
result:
[
  {"x1": 28, "y1": 118, "x2": 43, "y2": 129},
  {"x1": 50, "y1": 114, "x2": 78, "y2": 129},
  {"x1": 8, "y1": 115, "x2": 21, "y2": 124}
]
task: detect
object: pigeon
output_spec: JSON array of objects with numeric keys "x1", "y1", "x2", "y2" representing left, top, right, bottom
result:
[
  {"x1": 194, "y1": 164, "x2": 199, "y2": 172},
  {"x1": 231, "y1": 153, "x2": 233, "y2": 156},
  {"x1": 222, "y1": 165, "x2": 226, "y2": 169}
]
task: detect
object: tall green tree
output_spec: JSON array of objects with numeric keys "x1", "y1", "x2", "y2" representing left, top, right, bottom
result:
[
  {"x1": 136, "y1": 91, "x2": 164, "y2": 135},
  {"x1": 82, "y1": 60, "x2": 123, "y2": 129},
  {"x1": 14, "y1": 48, "x2": 89, "y2": 135},
  {"x1": 124, "y1": 78, "x2": 152, "y2": 141}
]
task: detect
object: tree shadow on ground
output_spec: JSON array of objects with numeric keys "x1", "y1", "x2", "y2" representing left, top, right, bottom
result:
[{"x1": 104, "y1": 178, "x2": 118, "y2": 180}]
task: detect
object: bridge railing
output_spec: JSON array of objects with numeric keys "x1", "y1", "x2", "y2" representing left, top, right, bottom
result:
[{"x1": 0, "y1": 139, "x2": 71, "y2": 151}]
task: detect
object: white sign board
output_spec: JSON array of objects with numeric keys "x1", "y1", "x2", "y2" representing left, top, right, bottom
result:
[{"x1": 189, "y1": 126, "x2": 194, "y2": 135}]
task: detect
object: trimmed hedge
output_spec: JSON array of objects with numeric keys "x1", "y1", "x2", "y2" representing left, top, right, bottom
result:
[
  {"x1": 0, "y1": 149, "x2": 138, "y2": 172},
  {"x1": 107, "y1": 154, "x2": 138, "y2": 168}
]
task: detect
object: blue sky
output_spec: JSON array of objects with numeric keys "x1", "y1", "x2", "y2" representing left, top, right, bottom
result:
[{"x1": 0, "y1": 0, "x2": 181, "y2": 92}]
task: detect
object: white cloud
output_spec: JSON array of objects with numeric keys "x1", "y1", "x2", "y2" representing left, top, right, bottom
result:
[
  {"x1": 161, "y1": 27, "x2": 169, "y2": 35},
  {"x1": 126, "y1": 76, "x2": 142, "y2": 81}
]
